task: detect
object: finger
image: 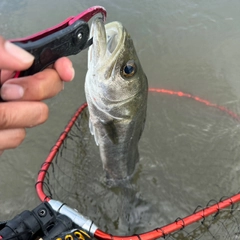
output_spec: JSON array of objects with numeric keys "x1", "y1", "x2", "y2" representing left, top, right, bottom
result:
[
  {"x1": 1, "y1": 68, "x2": 64, "y2": 101},
  {"x1": 0, "y1": 128, "x2": 26, "y2": 150},
  {"x1": 0, "y1": 36, "x2": 34, "y2": 71},
  {"x1": 53, "y1": 57, "x2": 75, "y2": 82},
  {"x1": 0, "y1": 101, "x2": 49, "y2": 129},
  {"x1": 1, "y1": 69, "x2": 15, "y2": 83}
]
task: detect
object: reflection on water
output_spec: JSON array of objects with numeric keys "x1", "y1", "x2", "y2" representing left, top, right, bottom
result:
[{"x1": 1, "y1": 1, "x2": 240, "y2": 239}]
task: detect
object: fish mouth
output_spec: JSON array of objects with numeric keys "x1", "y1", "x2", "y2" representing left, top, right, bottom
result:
[{"x1": 88, "y1": 18, "x2": 124, "y2": 69}]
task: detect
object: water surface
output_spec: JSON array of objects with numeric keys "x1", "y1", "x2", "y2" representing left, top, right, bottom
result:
[{"x1": 1, "y1": 0, "x2": 240, "y2": 238}]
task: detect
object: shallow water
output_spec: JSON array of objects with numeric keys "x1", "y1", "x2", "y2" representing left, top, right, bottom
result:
[{"x1": 1, "y1": 0, "x2": 240, "y2": 238}]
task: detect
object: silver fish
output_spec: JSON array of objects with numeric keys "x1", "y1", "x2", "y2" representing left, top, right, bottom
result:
[{"x1": 85, "y1": 18, "x2": 148, "y2": 182}]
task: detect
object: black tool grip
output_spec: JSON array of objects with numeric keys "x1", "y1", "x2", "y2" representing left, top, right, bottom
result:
[
  {"x1": 0, "y1": 202, "x2": 56, "y2": 240},
  {"x1": 12, "y1": 20, "x2": 89, "y2": 77}
]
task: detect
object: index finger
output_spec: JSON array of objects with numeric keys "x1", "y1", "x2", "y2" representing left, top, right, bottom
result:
[{"x1": 0, "y1": 36, "x2": 34, "y2": 71}]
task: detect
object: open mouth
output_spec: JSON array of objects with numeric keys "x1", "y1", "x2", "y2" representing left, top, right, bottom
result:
[
  {"x1": 89, "y1": 19, "x2": 124, "y2": 78},
  {"x1": 106, "y1": 29, "x2": 118, "y2": 53},
  {"x1": 91, "y1": 19, "x2": 121, "y2": 56}
]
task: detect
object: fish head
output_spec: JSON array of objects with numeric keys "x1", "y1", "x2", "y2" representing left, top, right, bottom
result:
[{"x1": 87, "y1": 18, "x2": 147, "y2": 102}]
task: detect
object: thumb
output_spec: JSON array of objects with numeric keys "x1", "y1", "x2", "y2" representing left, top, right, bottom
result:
[{"x1": 0, "y1": 36, "x2": 34, "y2": 71}]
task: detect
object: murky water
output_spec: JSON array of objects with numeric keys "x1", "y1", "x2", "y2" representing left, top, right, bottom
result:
[{"x1": 1, "y1": 0, "x2": 240, "y2": 238}]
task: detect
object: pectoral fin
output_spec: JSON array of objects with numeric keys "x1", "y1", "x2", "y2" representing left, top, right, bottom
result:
[
  {"x1": 89, "y1": 118, "x2": 118, "y2": 146},
  {"x1": 100, "y1": 119, "x2": 118, "y2": 144},
  {"x1": 89, "y1": 120, "x2": 99, "y2": 146}
]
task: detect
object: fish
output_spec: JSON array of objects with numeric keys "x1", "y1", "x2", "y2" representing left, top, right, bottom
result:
[{"x1": 85, "y1": 18, "x2": 148, "y2": 183}]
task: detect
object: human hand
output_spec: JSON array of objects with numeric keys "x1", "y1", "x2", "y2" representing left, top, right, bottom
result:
[{"x1": 0, "y1": 36, "x2": 75, "y2": 155}]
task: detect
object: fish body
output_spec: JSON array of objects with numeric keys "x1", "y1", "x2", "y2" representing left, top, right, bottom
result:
[{"x1": 85, "y1": 18, "x2": 148, "y2": 181}]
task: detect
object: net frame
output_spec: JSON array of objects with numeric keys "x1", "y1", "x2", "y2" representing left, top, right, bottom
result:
[{"x1": 36, "y1": 88, "x2": 240, "y2": 240}]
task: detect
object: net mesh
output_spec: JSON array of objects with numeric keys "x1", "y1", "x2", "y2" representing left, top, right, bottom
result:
[
  {"x1": 38, "y1": 90, "x2": 240, "y2": 240},
  {"x1": 166, "y1": 204, "x2": 240, "y2": 240}
]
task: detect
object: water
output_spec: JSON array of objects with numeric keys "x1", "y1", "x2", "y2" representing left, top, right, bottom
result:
[{"x1": 1, "y1": 0, "x2": 240, "y2": 238}]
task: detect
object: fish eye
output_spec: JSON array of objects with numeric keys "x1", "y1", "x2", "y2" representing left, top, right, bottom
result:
[{"x1": 122, "y1": 60, "x2": 136, "y2": 78}]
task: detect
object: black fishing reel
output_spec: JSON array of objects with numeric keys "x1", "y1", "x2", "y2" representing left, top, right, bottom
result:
[{"x1": 0, "y1": 202, "x2": 89, "y2": 240}]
